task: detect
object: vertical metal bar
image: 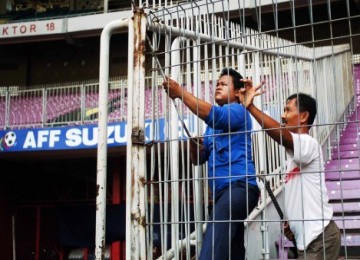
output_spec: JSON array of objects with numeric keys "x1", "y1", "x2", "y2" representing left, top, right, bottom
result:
[
  {"x1": 127, "y1": 8, "x2": 136, "y2": 253},
  {"x1": 126, "y1": 9, "x2": 147, "y2": 260},
  {"x1": 103, "y1": 0, "x2": 108, "y2": 13},
  {"x1": 147, "y1": 33, "x2": 159, "y2": 260},
  {"x1": 170, "y1": 37, "x2": 181, "y2": 260},
  {"x1": 252, "y1": 35, "x2": 269, "y2": 260},
  {"x1": 80, "y1": 84, "x2": 85, "y2": 123},
  {"x1": 41, "y1": 88, "x2": 46, "y2": 127},
  {"x1": 192, "y1": 38, "x2": 205, "y2": 259},
  {"x1": 5, "y1": 90, "x2": 9, "y2": 128},
  {"x1": 96, "y1": 19, "x2": 129, "y2": 260}
]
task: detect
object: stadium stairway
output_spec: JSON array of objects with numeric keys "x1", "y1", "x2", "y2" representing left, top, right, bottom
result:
[
  {"x1": 276, "y1": 102, "x2": 360, "y2": 259},
  {"x1": 326, "y1": 106, "x2": 360, "y2": 259}
]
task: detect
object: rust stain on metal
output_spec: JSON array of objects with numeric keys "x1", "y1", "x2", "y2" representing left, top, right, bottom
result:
[
  {"x1": 133, "y1": 10, "x2": 146, "y2": 73},
  {"x1": 131, "y1": 213, "x2": 146, "y2": 228},
  {"x1": 131, "y1": 173, "x2": 135, "y2": 200},
  {"x1": 139, "y1": 215, "x2": 146, "y2": 227},
  {"x1": 99, "y1": 239, "x2": 106, "y2": 260},
  {"x1": 139, "y1": 176, "x2": 146, "y2": 186},
  {"x1": 96, "y1": 184, "x2": 100, "y2": 196}
]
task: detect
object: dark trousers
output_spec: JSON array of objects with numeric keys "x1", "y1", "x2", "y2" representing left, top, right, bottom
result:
[
  {"x1": 199, "y1": 181, "x2": 259, "y2": 260},
  {"x1": 297, "y1": 220, "x2": 341, "y2": 260}
]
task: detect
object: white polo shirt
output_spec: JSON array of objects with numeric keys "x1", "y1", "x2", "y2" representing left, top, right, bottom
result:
[{"x1": 284, "y1": 132, "x2": 333, "y2": 250}]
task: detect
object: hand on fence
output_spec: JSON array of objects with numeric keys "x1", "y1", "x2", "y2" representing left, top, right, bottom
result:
[
  {"x1": 238, "y1": 79, "x2": 265, "y2": 108},
  {"x1": 162, "y1": 76, "x2": 182, "y2": 100}
]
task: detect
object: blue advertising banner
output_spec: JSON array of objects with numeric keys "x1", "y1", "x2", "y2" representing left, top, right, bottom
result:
[{"x1": 0, "y1": 119, "x2": 171, "y2": 152}]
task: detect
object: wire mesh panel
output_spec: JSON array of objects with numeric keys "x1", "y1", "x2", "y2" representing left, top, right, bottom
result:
[{"x1": 124, "y1": 0, "x2": 360, "y2": 259}]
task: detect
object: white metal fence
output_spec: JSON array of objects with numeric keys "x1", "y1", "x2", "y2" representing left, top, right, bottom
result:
[
  {"x1": 1, "y1": 0, "x2": 358, "y2": 259},
  {"x1": 124, "y1": 1, "x2": 357, "y2": 259}
]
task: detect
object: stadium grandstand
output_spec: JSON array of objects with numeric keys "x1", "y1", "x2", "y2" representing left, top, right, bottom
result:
[{"x1": 0, "y1": 0, "x2": 360, "y2": 259}]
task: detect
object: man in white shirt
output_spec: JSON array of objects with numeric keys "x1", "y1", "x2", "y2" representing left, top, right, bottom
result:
[{"x1": 239, "y1": 79, "x2": 341, "y2": 259}]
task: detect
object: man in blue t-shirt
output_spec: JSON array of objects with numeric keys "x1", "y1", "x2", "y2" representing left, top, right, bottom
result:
[{"x1": 163, "y1": 68, "x2": 259, "y2": 259}]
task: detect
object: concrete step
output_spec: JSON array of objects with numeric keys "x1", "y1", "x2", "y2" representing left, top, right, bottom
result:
[
  {"x1": 347, "y1": 114, "x2": 360, "y2": 121},
  {"x1": 340, "y1": 125, "x2": 360, "y2": 133},
  {"x1": 332, "y1": 143, "x2": 359, "y2": 152},
  {"x1": 332, "y1": 202, "x2": 360, "y2": 214},
  {"x1": 339, "y1": 132, "x2": 360, "y2": 141},
  {"x1": 328, "y1": 189, "x2": 360, "y2": 201},
  {"x1": 325, "y1": 158, "x2": 360, "y2": 172},
  {"x1": 333, "y1": 216, "x2": 360, "y2": 230},
  {"x1": 276, "y1": 233, "x2": 360, "y2": 259},
  {"x1": 325, "y1": 170, "x2": 360, "y2": 181},
  {"x1": 341, "y1": 233, "x2": 360, "y2": 247},
  {"x1": 342, "y1": 122, "x2": 360, "y2": 129},
  {"x1": 338, "y1": 137, "x2": 360, "y2": 145},
  {"x1": 326, "y1": 180, "x2": 360, "y2": 190},
  {"x1": 331, "y1": 149, "x2": 359, "y2": 160}
]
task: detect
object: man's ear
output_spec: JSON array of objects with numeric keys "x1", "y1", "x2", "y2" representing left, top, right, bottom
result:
[{"x1": 300, "y1": 111, "x2": 310, "y2": 124}]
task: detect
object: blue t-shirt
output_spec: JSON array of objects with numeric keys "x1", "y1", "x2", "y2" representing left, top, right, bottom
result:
[{"x1": 203, "y1": 102, "x2": 257, "y2": 192}]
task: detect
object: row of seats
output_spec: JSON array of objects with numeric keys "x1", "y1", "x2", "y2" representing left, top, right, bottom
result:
[
  {"x1": 0, "y1": 89, "x2": 122, "y2": 128},
  {"x1": 0, "y1": 87, "x2": 175, "y2": 129}
]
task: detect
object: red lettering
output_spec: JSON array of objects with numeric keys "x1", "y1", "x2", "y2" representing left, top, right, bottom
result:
[
  {"x1": 12, "y1": 25, "x2": 17, "y2": 34},
  {"x1": 30, "y1": 24, "x2": 36, "y2": 33},
  {"x1": 46, "y1": 23, "x2": 55, "y2": 31},
  {"x1": 20, "y1": 25, "x2": 27, "y2": 33},
  {"x1": 2, "y1": 22, "x2": 56, "y2": 36},
  {"x1": 2, "y1": 27, "x2": 8, "y2": 35}
]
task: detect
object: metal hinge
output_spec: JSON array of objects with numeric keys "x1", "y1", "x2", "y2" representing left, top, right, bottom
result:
[{"x1": 131, "y1": 127, "x2": 145, "y2": 145}]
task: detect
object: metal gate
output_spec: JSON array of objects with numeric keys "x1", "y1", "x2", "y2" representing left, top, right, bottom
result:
[{"x1": 96, "y1": 1, "x2": 359, "y2": 259}]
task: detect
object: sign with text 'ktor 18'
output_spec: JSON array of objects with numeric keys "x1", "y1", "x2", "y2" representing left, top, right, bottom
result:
[{"x1": 0, "y1": 19, "x2": 64, "y2": 38}]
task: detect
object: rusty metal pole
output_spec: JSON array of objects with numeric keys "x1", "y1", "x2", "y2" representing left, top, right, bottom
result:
[{"x1": 125, "y1": 8, "x2": 147, "y2": 260}]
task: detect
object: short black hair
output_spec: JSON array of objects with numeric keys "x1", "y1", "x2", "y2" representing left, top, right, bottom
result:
[
  {"x1": 219, "y1": 68, "x2": 244, "y2": 90},
  {"x1": 287, "y1": 93, "x2": 317, "y2": 126}
]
